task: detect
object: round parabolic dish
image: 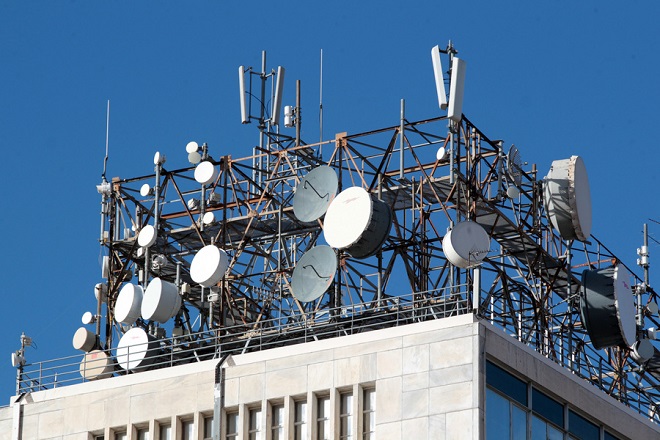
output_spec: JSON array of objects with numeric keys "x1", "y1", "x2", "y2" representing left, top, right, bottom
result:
[
  {"x1": 116, "y1": 327, "x2": 159, "y2": 372},
  {"x1": 293, "y1": 166, "x2": 339, "y2": 223},
  {"x1": 580, "y1": 264, "x2": 636, "y2": 349},
  {"x1": 442, "y1": 221, "x2": 490, "y2": 268},
  {"x1": 115, "y1": 283, "x2": 144, "y2": 325},
  {"x1": 137, "y1": 225, "x2": 157, "y2": 248},
  {"x1": 194, "y1": 161, "x2": 218, "y2": 185},
  {"x1": 79, "y1": 350, "x2": 113, "y2": 380},
  {"x1": 291, "y1": 245, "x2": 337, "y2": 302},
  {"x1": 141, "y1": 277, "x2": 181, "y2": 323},
  {"x1": 72, "y1": 327, "x2": 96, "y2": 352},
  {"x1": 324, "y1": 186, "x2": 392, "y2": 258},
  {"x1": 190, "y1": 245, "x2": 229, "y2": 287},
  {"x1": 543, "y1": 156, "x2": 592, "y2": 242},
  {"x1": 186, "y1": 141, "x2": 199, "y2": 153}
]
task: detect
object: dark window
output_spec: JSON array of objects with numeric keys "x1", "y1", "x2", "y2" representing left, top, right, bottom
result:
[
  {"x1": 532, "y1": 388, "x2": 563, "y2": 428},
  {"x1": 604, "y1": 431, "x2": 621, "y2": 440},
  {"x1": 568, "y1": 410, "x2": 599, "y2": 440},
  {"x1": 486, "y1": 361, "x2": 527, "y2": 406}
]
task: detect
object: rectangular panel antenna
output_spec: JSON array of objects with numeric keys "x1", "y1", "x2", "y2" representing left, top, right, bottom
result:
[
  {"x1": 271, "y1": 66, "x2": 285, "y2": 126},
  {"x1": 238, "y1": 65, "x2": 249, "y2": 124},
  {"x1": 431, "y1": 45, "x2": 448, "y2": 110},
  {"x1": 448, "y1": 57, "x2": 466, "y2": 123}
]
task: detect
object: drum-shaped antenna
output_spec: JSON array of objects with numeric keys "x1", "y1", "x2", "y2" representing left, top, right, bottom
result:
[
  {"x1": 190, "y1": 245, "x2": 229, "y2": 288},
  {"x1": 293, "y1": 166, "x2": 339, "y2": 223},
  {"x1": 507, "y1": 145, "x2": 523, "y2": 186},
  {"x1": 291, "y1": 245, "x2": 337, "y2": 302},
  {"x1": 580, "y1": 264, "x2": 636, "y2": 349},
  {"x1": 323, "y1": 186, "x2": 392, "y2": 259},
  {"x1": 115, "y1": 327, "x2": 159, "y2": 372},
  {"x1": 79, "y1": 350, "x2": 113, "y2": 380},
  {"x1": 194, "y1": 161, "x2": 218, "y2": 185},
  {"x1": 543, "y1": 156, "x2": 592, "y2": 242},
  {"x1": 141, "y1": 278, "x2": 181, "y2": 323},
  {"x1": 137, "y1": 225, "x2": 157, "y2": 248},
  {"x1": 72, "y1": 327, "x2": 97, "y2": 352},
  {"x1": 442, "y1": 221, "x2": 490, "y2": 268},
  {"x1": 115, "y1": 283, "x2": 144, "y2": 325}
]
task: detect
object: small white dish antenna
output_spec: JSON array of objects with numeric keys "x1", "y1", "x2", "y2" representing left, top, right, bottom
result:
[
  {"x1": 153, "y1": 151, "x2": 166, "y2": 165},
  {"x1": 190, "y1": 245, "x2": 229, "y2": 287},
  {"x1": 431, "y1": 45, "x2": 448, "y2": 110},
  {"x1": 202, "y1": 211, "x2": 216, "y2": 225},
  {"x1": 506, "y1": 186, "x2": 520, "y2": 199},
  {"x1": 188, "y1": 151, "x2": 202, "y2": 165},
  {"x1": 442, "y1": 221, "x2": 490, "y2": 268},
  {"x1": 436, "y1": 146, "x2": 447, "y2": 161},
  {"x1": 137, "y1": 225, "x2": 157, "y2": 248},
  {"x1": 447, "y1": 57, "x2": 466, "y2": 123},
  {"x1": 293, "y1": 166, "x2": 339, "y2": 223},
  {"x1": 194, "y1": 161, "x2": 218, "y2": 186},
  {"x1": 291, "y1": 245, "x2": 337, "y2": 302},
  {"x1": 141, "y1": 277, "x2": 182, "y2": 323},
  {"x1": 82, "y1": 311, "x2": 96, "y2": 325},
  {"x1": 115, "y1": 283, "x2": 144, "y2": 325},
  {"x1": 140, "y1": 183, "x2": 152, "y2": 197},
  {"x1": 323, "y1": 186, "x2": 392, "y2": 259},
  {"x1": 72, "y1": 327, "x2": 96, "y2": 352},
  {"x1": 185, "y1": 141, "x2": 199, "y2": 153},
  {"x1": 11, "y1": 352, "x2": 25, "y2": 368}
]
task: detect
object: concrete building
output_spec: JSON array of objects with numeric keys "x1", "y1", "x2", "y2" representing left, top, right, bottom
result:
[{"x1": 2, "y1": 314, "x2": 658, "y2": 439}]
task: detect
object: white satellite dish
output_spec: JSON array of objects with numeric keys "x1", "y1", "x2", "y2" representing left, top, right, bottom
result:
[
  {"x1": 543, "y1": 155, "x2": 592, "y2": 242},
  {"x1": 72, "y1": 327, "x2": 96, "y2": 352},
  {"x1": 141, "y1": 278, "x2": 181, "y2": 323},
  {"x1": 291, "y1": 245, "x2": 337, "y2": 302},
  {"x1": 116, "y1": 327, "x2": 159, "y2": 372},
  {"x1": 431, "y1": 45, "x2": 448, "y2": 110},
  {"x1": 140, "y1": 183, "x2": 152, "y2": 197},
  {"x1": 293, "y1": 166, "x2": 339, "y2": 223},
  {"x1": 188, "y1": 151, "x2": 202, "y2": 165},
  {"x1": 442, "y1": 221, "x2": 490, "y2": 268},
  {"x1": 190, "y1": 245, "x2": 229, "y2": 288},
  {"x1": 447, "y1": 57, "x2": 466, "y2": 123},
  {"x1": 194, "y1": 161, "x2": 218, "y2": 186},
  {"x1": 115, "y1": 283, "x2": 144, "y2": 325},
  {"x1": 79, "y1": 350, "x2": 113, "y2": 380},
  {"x1": 202, "y1": 211, "x2": 216, "y2": 225},
  {"x1": 82, "y1": 311, "x2": 96, "y2": 325},
  {"x1": 185, "y1": 141, "x2": 199, "y2": 153},
  {"x1": 153, "y1": 151, "x2": 166, "y2": 165},
  {"x1": 137, "y1": 225, "x2": 157, "y2": 248},
  {"x1": 436, "y1": 146, "x2": 447, "y2": 161}
]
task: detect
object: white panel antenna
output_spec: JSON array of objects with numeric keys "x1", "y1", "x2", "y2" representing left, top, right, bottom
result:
[
  {"x1": 447, "y1": 57, "x2": 466, "y2": 123},
  {"x1": 271, "y1": 66, "x2": 285, "y2": 126},
  {"x1": 431, "y1": 45, "x2": 448, "y2": 110},
  {"x1": 238, "y1": 65, "x2": 249, "y2": 124}
]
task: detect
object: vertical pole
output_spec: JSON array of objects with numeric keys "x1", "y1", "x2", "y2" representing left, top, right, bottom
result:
[
  {"x1": 296, "y1": 80, "x2": 301, "y2": 148},
  {"x1": 399, "y1": 99, "x2": 405, "y2": 180}
]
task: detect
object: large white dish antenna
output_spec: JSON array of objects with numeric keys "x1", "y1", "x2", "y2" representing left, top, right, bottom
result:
[
  {"x1": 580, "y1": 264, "x2": 636, "y2": 349},
  {"x1": 323, "y1": 186, "x2": 392, "y2": 259},
  {"x1": 190, "y1": 245, "x2": 229, "y2": 288},
  {"x1": 293, "y1": 166, "x2": 339, "y2": 223},
  {"x1": 291, "y1": 245, "x2": 337, "y2": 303},
  {"x1": 79, "y1": 350, "x2": 113, "y2": 380},
  {"x1": 141, "y1": 278, "x2": 181, "y2": 323},
  {"x1": 195, "y1": 161, "x2": 218, "y2": 186},
  {"x1": 442, "y1": 221, "x2": 490, "y2": 268},
  {"x1": 72, "y1": 327, "x2": 96, "y2": 352},
  {"x1": 115, "y1": 283, "x2": 144, "y2": 325},
  {"x1": 543, "y1": 155, "x2": 592, "y2": 242},
  {"x1": 116, "y1": 327, "x2": 159, "y2": 372},
  {"x1": 137, "y1": 225, "x2": 157, "y2": 248}
]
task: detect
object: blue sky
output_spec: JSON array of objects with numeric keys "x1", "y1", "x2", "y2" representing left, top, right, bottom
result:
[{"x1": 1, "y1": 2, "x2": 659, "y2": 401}]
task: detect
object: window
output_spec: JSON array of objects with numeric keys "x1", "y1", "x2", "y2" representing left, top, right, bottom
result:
[
  {"x1": 362, "y1": 388, "x2": 375, "y2": 440},
  {"x1": 114, "y1": 432, "x2": 127, "y2": 440},
  {"x1": 294, "y1": 400, "x2": 308, "y2": 440},
  {"x1": 486, "y1": 361, "x2": 527, "y2": 406},
  {"x1": 568, "y1": 410, "x2": 598, "y2": 440},
  {"x1": 271, "y1": 403, "x2": 284, "y2": 440},
  {"x1": 317, "y1": 395, "x2": 331, "y2": 440},
  {"x1": 340, "y1": 392, "x2": 353, "y2": 440},
  {"x1": 136, "y1": 427, "x2": 150, "y2": 440},
  {"x1": 203, "y1": 415, "x2": 214, "y2": 440},
  {"x1": 226, "y1": 410, "x2": 239, "y2": 440},
  {"x1": 248, "y1": 407, "x2": 262, "y2": 440},
  {"x1": 181, "y1": 419, "x2": 194, "y2": 440},
  {"x1": 159, "y1": 423, "x2": 171, "y2": 440}
]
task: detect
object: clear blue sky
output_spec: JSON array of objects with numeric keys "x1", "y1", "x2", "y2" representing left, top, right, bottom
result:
[{"x1": 1, "y1": 2, "x2": 659, "y2": 402}]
